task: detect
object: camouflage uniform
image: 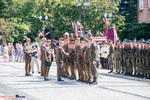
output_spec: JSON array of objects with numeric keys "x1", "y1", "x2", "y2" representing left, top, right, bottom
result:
[{"x1": 89, "y1": 42, "x2": 99, "y2": 82}]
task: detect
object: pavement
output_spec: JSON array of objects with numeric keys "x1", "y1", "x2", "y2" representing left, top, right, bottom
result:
[{"x1": 0, "y1": 56, "x2": 150, "y2": 100}]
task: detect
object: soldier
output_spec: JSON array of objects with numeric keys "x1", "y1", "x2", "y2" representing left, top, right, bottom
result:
[
  {"x1": 75, "y1": 38, "x2": 81, "y2": 81},
  {"x1": 69, "y1": 41, "x2": 76, "y2": 80},
  {"x1": 116, "y1": 40, "x2": 121, "y2": 73},
  {"x1": 88, "y1": 37, "x2": 99, "y2": 84},
  {"x1": 40, "y1": 38, "x2": 46, "y2": 76},
  {"x1": 131, "y1": 41, "x2": 137, "y2": 76},
  {"x1": 108, "y1": 40, "x2": 114, "y2": 73},
  {"x1": 55, "y1": 41, "x2": 69, "y2": 81},
  {"x1": 63, "y1": 37, "x2": 70, "y2": 78},
  {"x1": 84, "y1": 38, "x2": 93, "y2": 83},
  {"x1": 44, "y1": 39, "x2": 52, "y2": 81},
  {"x1": 77, "y1": 41, "x2": 84, "y2": 82},
  {"x1": 23, "y1": 38, "x2": 32, "y2": 76},
  {"x1": 119, "y1": 42, "x2": 124, "y2": 74}
]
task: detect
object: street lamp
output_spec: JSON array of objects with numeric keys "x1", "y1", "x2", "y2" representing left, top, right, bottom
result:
[
  {"x1": 78, "y1": 0, "x2": 90, "y2": 34},
  {"x1": 38, "y1": 15, "x2": 48, "y2": 38}
]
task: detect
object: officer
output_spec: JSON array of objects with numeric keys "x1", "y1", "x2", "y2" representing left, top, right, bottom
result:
[
  {"x1": 55, "y1": 41, "x2": 69, "y2": 81},
  {"x1": 44, "y1": 39, "x2": 52, "y2": 81},
  {"x1": 23, "y1": 38, "x2": 32, "y2": 76},
  {"x1": 63, "y1": 37, "x2": 70, "y2": 78},
  {"x1": 40, "y1": 38, "x2": 46, "y2": 76},
  {"x1": 88, "y1": 37, "x2": 99, "y2": 84},
  {"x1": 69, "y1": 41, "x2": 76, "y2": 80}
]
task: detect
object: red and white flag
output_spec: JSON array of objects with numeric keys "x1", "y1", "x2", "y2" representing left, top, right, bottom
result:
[
  {"x1": 114, "y1": 29, "x2": 119, "y2": 41},
  {"x1": 71, "y1": 21, "x2": 75, "y2": 29},
  {"x1": 46, "y1": 32, "x2": 49, "y2": 35},
  {"x1": 77, "y1": 21, "x2": 84, "y2": 29},
  {"x1": 104, "y1": 19, "x2": 109, "y2": 26}
]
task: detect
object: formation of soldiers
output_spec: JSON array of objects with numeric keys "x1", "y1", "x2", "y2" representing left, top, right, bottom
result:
[
  {"x1": 23, "y1": 38, "x2": 52, "y2": 81},
  {"x1": 54, "y1": 32, "x2": 99, "y2": 84},
  {"x1": 108, "y1": 39, "x2": 150, "y2": 79},
  {"x1": 23, "y1": 31, "x2": 99, "y2": 84}
]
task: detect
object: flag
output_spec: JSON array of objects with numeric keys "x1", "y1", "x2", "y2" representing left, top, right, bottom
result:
[
  {"x1": 75, "y1": 22, "x2": 78, "y2": 33},
  {"x1": 97, "y1": 30, "x2": 100, "y2": 35},
  {"x1": 46, "y1": 32, "x2": 49, "y2": 35},
  {"x1": 77, "y1": 21, "x2": 84, "y2": 29},
  {"x1": 114, "y1": 28, "x2": 119, "y2": 42},
  {"x1": 71, "y1": 21, "x2": 75, "y2": 29},
  {"x1": 104, "y1": 19, "x2": 109, "y2": 26}
]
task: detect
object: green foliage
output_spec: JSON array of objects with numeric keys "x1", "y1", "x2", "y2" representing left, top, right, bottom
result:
[
  {"x1": 0, "y1": 0, "x2": 125, "y2": 44},
  {"x1": 118, "y1": 23, "x2": 150, "y2": 41},
  {"x1": 118, "y1": 0, "x2": 137, "y2": 23}
]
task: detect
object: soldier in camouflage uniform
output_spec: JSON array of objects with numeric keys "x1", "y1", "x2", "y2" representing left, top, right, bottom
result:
[
  {"x1": 88, "y1": 37, "x2": 99, "y2": 84},
  {"x1": 108, "y1": 40, "x2": 114, "y2": 73}
]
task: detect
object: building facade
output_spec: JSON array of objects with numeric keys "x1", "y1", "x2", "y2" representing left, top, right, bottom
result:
[{"x1": 138, "y1": 0, "x2": 150, "y2": 23}]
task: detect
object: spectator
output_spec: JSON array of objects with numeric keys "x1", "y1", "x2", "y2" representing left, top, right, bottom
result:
[
  {"x1": 31, "y1": 42, "x2": 40, "y2": 74},
  {"x1": 3, "y1": 43, "x2": 8, "y2": 62}
]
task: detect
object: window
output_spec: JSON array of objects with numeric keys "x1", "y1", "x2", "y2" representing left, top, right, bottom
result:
[
  {"x1": 148, "y1": 0, "x2": 150, "y2": 9},
  {"x1": 139, "y1": 0, "x2": 143, "y2": 10}
]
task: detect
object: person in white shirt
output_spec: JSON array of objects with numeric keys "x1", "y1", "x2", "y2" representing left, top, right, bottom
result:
[
  {"x1": 100, "y1": 43, "x2": 110, "y2": 68},
  {"x1": 31, "y1": 42, "x2": 40, "y2": 74}
]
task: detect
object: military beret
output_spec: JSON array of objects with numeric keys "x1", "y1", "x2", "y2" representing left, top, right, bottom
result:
[
  {"x1": 147, "y1": 39, "x2": 150, "y2": 42},
  {"x1": 120, "y1": 42, "x2": 123, "y2": 44},
  {"x1": 147, "y1": 42, "x2": 150, "y2": 44},
  {"x1": 60, "y1": 38, "x2": 64, "y2": 41},
  {"x1": 75, "y1": 38, "x2": 80, "y2": 41},
  {"x1": 83, "y1": 38, "x2": 89, "y2": 42},
  {"x1": 46, "y1": 39, "x2": 51, "y2": 42},
  {"x1": 117, "y1": 40, "x2": 121, "y2": 42},
  {"x1": 140, "y1": 38, "x2": 144, "y2": 41},
  {"x1": 108, "y1": 40, "x2": 113, "y2": 42},
  {"x1": 42, "y1": 38, "x2": 46, "y2": 41},
  {"x1": 65, "y1": 37, "x2": 70, "y2": 40},
  {"x1": 123, "y1": 39, "x2": 127, "y2": 41},
  {"x1": 59, "y1": 41, "x2": 64, "y2": 44},
  {"x1": 88, "y1": 37, "x2": 93, "y2": 40},
  {"x1": 26, "y1": 38, "x2": 31, "y2": 42}
]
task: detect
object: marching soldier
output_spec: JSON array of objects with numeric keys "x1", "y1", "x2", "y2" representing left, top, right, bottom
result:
[
  {"x1": 55, "y1": 41, "x2": 69, "y2": 81},
  {"x1": 40, "y1": 38, "x2": 46, "y2": 76},
  {"x1": 88, "y1": 37, "x2": 99, "y2": 84},
  {"x1": 44, "y1": 39, "x2": 52, "y2": 81},
  {"x1": 23, "y1": 38, "x2": 32, "y2": 76}
]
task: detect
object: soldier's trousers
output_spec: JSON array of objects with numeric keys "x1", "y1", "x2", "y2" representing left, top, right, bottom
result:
[
  {"x1": 86, "y1": 64, "x2": 92, "y2": 82},
  {"x1": 76, "y1": 62, "x2": 81, "y2": 80},
  {"x1": 84, "y1": 64, "x2": 88, "y2": 82},
  {"x1": 122, "y1": 57, "x2": 126, "y2": 73},
  {"x1": 44, "y1": 66, "x2": 50, "y2": 80},
  {"x1": 80, "y1": 64, "x2": 85, "y2": 81},
  {"x1": 116, "y1": 56, "x2": 119, "y2": 72},
  {"x1": 108, "y1": 57, "x2": 113, "y2": 71},
  {"x1": 90, "y1": 62, "x2": 97, "y2": 82},
  {"x1": 56, "y1": 62, "x2": 63, "y2": 81},
  {"x1": 25, "y1": 58, "x2": 31, "y2": 75},
  {"x1": 41, "y1": 60, "x2": 44, "y2": 76},
  {"x1": 70, "y1": 62, "x2": 77, "y2": 80},
  {"x1": 63, "y1": 61, "x2": 70, "y2": 77},
  {"x1": 132, "y1": 57, "x2": 136, "y2": 75}
]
